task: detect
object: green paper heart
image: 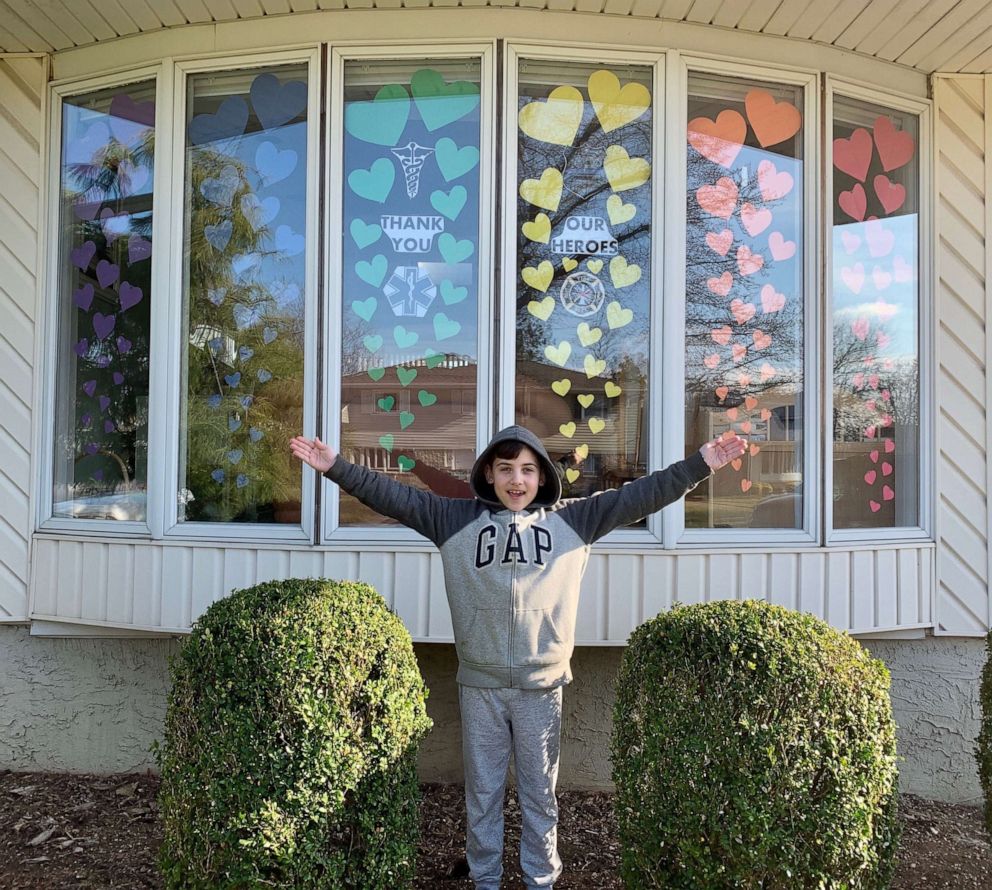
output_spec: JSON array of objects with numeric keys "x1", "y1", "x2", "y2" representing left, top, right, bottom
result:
[
  {"x1": 367, "y1": 367, "x2": 385, "y2": 381},
  {"x1": 438, "y1": 233, "x2": 474, "y2": 264},
  {"x1": 430, "y1": 185, "x2": 467, "y2": 221},
  {"x1": 397, "y1": 367, "x2": 418, "y2": 386},
  {"x1": 433, "y1": 312, "x2": 461, "y2": 341},
  {"x1": 418, "y1": 389, "x2": 437, "y2": 407},
  {"x1": 351, "y1": 296, "x2": 377, "y2": 321},
  {"x1": 344, "y1": 83, "x2": 410, "y2": 146},
  {"x1": 424, "y1": 350, "x2": 445, "y2": 368},
  {"x1": 377, "y1": 395, "x2": 395, "y2": 411},
  {"x1": 434, "y1": 136, "x2": 480, "y2": 182},
  {"x1": 411, "y1": 68, "x2": 481, "y2": 132},
  {"x1": 440, "y1": 280, "x2": 468, "y2": 305},
  {"x1": 350, "y1": 218, "x2": 382, "y2": 249},
  {"x1": 363, "y1": 334, "x2": 383, "y2": 353},
  {"x1": 379, "y1": 433, "x2": 395, "y2": 452},
  {"x1": 399, "y1": 410, "x2": 415, "y2": 430},
  {"x1": 348, "y1": 157, "x2": 395, "y2": 203},
  {"x1": 394, "y1": 325, "x2": 419, "y2": 348},
  {"x1": 356, "y1": 254, "x2": 388, "y2": 287},
  {"x1": 397, "y1": 455, "x2": 416, "y2": 472}
]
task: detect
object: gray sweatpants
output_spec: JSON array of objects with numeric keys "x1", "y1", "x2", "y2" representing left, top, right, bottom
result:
[{"x1": 458, "y1": 684, "x2": 564, "y2": 890}]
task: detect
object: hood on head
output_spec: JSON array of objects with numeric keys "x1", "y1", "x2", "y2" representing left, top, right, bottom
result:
[{"x1": 470, "y1": 425, "x2": 562, "y2": 508}]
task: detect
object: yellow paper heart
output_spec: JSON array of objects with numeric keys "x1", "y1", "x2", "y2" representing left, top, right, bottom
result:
[
  {"x1": 527, "y1": 295, "x2": 555, "y2": 320},
  {"x1": 606, "y1": 301, "x2": 633, "y2": 329},
  {"x1": 577, "y1": 393, "x2": 594, "y2": 408},
  {"x1": 575, "y1": 444, "x2": 589, "y2": 459},
  {"x1": 562, "y1": 257, "x2": 578, "y2": 272},
  {"x1": 588, "y1": 70, "x2": 651, "y2": 133},
  {"x1": 551, "y1": 378, "x2": 571, "y2": 397},
  {"x1": 604, "y1": 145, "x2": 651, "y2": 192},
  {"x1": 587, "y1": 259, "x2": 603, "y2": 274},
  {"x1": 609, "y1": 256, "x2": 642, "y2": 289},
  {"x1": 565, "y1": 467, "x2": 580, "y2": 483},
  {"x1": 584, "y1": 354, "x2": 606, "y2": 378},
  {"x1": 588, "y1": 417, "x2": 605, "y2": 434},
  {"x1": 605, "y1": 381, "x2": 622, "y2": 397},
  {"x1": 519, "y1": 85, "x2": 584, "y2": 146},
  {"x1": 522, "y1": 212, "x2": 551, "y2": 244},
  {"x1": 523, "y1": 261, "x2": 554, "y2": 293},
  {"x1": 520, "y1": 167, "x2": 564, "y2": 212},
  {"x1": 577, "y1": 323, "x2": 602, "y2": 347},
  {"x1": 559, "y1": 421, "x2": 577, "y2": 438},
  {"x1": 606, "y1": 194, "x2": 636, "y2": 226},
  {"x1": 545, "y1": 340, "x2": 572, "y2": 366}
]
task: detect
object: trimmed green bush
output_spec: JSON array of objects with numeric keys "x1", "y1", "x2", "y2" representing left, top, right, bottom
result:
[
  {"x1": 154, "y1": 578, "x2": 432, "y2": 889},
  {"x1": 977, "y1": 627, "x2": 992, "y2": 836},
  {"x1": 612, "y1": 599, "x2": 901, "y2": 889}
]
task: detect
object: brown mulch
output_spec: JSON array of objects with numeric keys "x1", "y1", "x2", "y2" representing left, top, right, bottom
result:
[{"x1": 0, "y1": 770, "x2": 989, "y2": 888}]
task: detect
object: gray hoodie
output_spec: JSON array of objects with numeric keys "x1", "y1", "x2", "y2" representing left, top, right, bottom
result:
[{"x1": 326, "y1": 425, "x2": 712, "y2": 688}]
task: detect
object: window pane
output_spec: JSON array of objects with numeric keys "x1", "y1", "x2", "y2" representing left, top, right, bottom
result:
[
  {"x1": 514, "y1": 62, "x2": 653, "y2": 517},
  {"x1": 179, "y1": 66, "x2": 309, "y2": 524},
  {"x1": 340, "y1": 59, "x2": 482, "y2": 526},
  {"x1": 53, "y1": 82, "x2": 155, "y2": 521},
  {"x1": 684, "y1": 74, "x2": 805, "y2": 529},
  {"x1": 832, "y1": 98, "x2": 919, "y2": 529}
]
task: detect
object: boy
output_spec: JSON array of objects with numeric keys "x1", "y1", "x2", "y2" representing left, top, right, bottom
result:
[{"x1": 290, "y1": 425, "x2": 745, "y2": 889}]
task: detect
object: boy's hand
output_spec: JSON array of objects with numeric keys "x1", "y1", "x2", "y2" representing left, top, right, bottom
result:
[
  {"x1": 290, "y1": 436, "x2": 337, "y2": 473},
  {"x1": 699, "y1": 433, "x2": 747, "y2": 471}
]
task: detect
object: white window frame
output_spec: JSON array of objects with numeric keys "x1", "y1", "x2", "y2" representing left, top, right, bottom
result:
[
  {"x1": 162, "y1": 47, "x2": 321, "y2": 545},
  {"x1": 322, "y1": 41, "x2": 498, "y2": 546},
  {"x1": 501, "y1": 41, "x2": 667, "y2": 546},
  {"x1": 668, "y1": 54, "x2": 821, "y2": 549},
  {"x1": 825, "y1": 76, "x2": 933, "y2": 545},
  {"x1": 38, "y1": 63, "x2": 166, "y2": 538}
]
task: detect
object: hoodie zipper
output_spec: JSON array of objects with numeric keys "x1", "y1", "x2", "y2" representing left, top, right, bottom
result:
[{"x1": 508, "y1": 511, "x2": 517, "y2": 688}]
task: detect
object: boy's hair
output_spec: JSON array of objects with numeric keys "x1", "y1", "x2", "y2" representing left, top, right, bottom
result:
[{"x1": 490, "y1": 441, "x2": 526, "y2": 462}]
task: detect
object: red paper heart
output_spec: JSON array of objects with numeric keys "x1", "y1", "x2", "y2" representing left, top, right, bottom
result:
[
  {"x1": 873, "y1": 115, "x2": 915, "y2": 173},
  {"x1": 838, "y1": 183, "x2": 867, "y2": 221},
  {"x1": 752, "y1": 329, "x2": 771, "y2": 350},
  {"x1": 833, "y1": 128, "x2": 873, "y2": 182},
  {"x1": 744, "y1": 90, "x2": 802, "y2": 148},
  {"x1": 874, "y1": 174, "x2": 906, "y2": 214},
  {"x1": 730, "y1": 299, "x2": 756, "y2": 325},
  {"x1": 688, "y1": 110, "x2": 747, "y2": 167},
  {"x1": 707, "y1": 271, "x2": 733, "y2": 297},
  {"x1": 711, "y1": 325, "x2": 732, "y2": 345},
  {"x1": 697, "y1": 176, "x2": 739, "y2": 219},
  {"x1": 706, "y1": 228, "x2": 733, "y2": 255}
]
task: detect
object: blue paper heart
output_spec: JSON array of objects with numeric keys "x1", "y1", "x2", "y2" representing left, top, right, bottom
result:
[
  {"x1": 255, "y1": 141, "x2": 297, "y2": 185},
  {"x1": 188, "y1": 95, "x2": 249, "y2": 145},
  {"x1": 211, "y1": 468, "x2": 226, "y2": 483},
  {"x1": 240, "y1": 395, "x2": 253, "y2": 409},
  {"x1": 224, "y1": 372, "x2": 241, "y2": 387},
  {"x1": 350, "y1": 218, "x2": 382, "y2": 249},
  {"x1": 207, "y1": 394, "x2": 222, "y2": 409},
  {"x1": 356, "y1": 254, "x2": 388, "y2": 288},
  {"x1": 263, "y1": 327, "x2": 278, "y2": 344},
  {"x1": 438, "y1": 233, "x2": 474, "y2": 264},
  {"x1": 240, "y1": 193, "x2": 280, "y2": 229},
  {"x1": 227, "y1": 449, "x2": 243, "y2": 464},
  {"x1": 249, "y1": 427, "x2": 264, "y2": 443},
  {"x1": 347, "y1": 158, "x2": 395, "y2": 203},
  {"x1": 239, "y1": 346, "x2": 254, "y2": 361},
  {"x1": 275, "y1": 224, "x2": 305, "y2": 256},
  {"x1": 256, "y1": 369, "x2": 273, "y2": 383},
  {"x1": 200, "y1": 165, "x2": 240, "y2": 206},
  {"x1": 430, "y1": 185, "x2": 467, "y2": 221},
  {"x1": 207, "y1": 287, "x2": 227, "y2": 306},
  {"x1": 250, "y1": 72, "x2": 308, "y2": 130},
  {"x1": 236, "y1": 473, "x2": 250, "y2": 488},
  {"x1": 229, "y1": 416, "x2": 242, "y2": 432},
  {"x1": 204, "y1": 220, "x2": 232, "y2": 252}
]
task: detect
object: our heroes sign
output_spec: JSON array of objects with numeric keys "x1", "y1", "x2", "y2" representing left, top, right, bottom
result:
[{"x1": 550, "y1": 215, "x2": 618, "y2": 256}]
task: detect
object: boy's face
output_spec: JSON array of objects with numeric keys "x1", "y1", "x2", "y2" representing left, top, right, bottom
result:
[{"x1": 485, "y1": 445, "x2": 545, "y2": 511}]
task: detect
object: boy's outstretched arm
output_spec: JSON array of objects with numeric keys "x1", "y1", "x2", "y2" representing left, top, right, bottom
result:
[
  {"x1": 556, "y1": 433, "x2": 748, "y2": 543},
  {"x1": 289, "y1": 435, "x2": 455, "y2": 543}
]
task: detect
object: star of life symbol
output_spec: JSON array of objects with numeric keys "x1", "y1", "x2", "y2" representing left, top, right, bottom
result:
[
  {"x1": 391, "y1": 142, "x2": 434, "y2": 199},
  {"x1": 383, "y1": 265, "x2": 437, "y2": 317},
  {"x1": 559, "y1": 271, "x2": 605, "y2": 318}
]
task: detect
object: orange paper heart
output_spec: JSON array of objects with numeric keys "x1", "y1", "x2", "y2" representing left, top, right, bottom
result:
[
  {"x1": 696, "y1": 176, "x2": 739, "y2": 219},
  {"x1": 749, "y1": 443, "x2": 760, "y2": 456},
  {"x1": 744, "y1": 396, "x2": 758, "y2": 410},
  {"x1": 741, "y1": 479, "x2": 753, "y2": 493},
  {"x1": 731, "y1": 458, "x2": 742, "y2": 471},
  {"x1": 715, "y1": 386, "x2": 729, "y2": 402},
  {"x1": 706, "y1": 228, "x2": 733, "y2": 256},
  {"x1": 711, "y1": 325, "x2": 732, "y2": 346},
  {"x1": 744, "y1": 89, "x2": 802, "y2": 148},
  {"x1": 707, "y1": 271, "x2": 733, "y2": 297},
  {"x1": 752, "y1": 330, "x2": 771, "y2": 350},
  {"x1": 687, "y1": 109, "x2": 747, "y2": 167}
]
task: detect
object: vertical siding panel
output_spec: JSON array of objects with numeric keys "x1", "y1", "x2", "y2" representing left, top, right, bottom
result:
[
  {"x1": 79, "y1": 541, "x2": 108, "y2": 620},
  {"x1": 427, "y1": 551, "x2": 452, "y2": 639},
  {"x1": 673, "y1": 553, "x2": 705, "y2": 606},
  {"x1": 159, "y1": 547, "x2": 190, "y2": 630},
  {"x1": 288, "y1": 549, "x2": 324, "y2": 581},
  {"x1": 576, "y1": 551, "x2": 606, "y2": 641},
  {"x1": 897, "y1": 546, "x2": 921, "y2": 625},
  {"x1": 30, "y1": 538, "x2": 56, "y2": 615},
  {"x1": 105, "y1": 544, "x2": 133, "y2": 623},
  {"x1": 358, "y1": 550, "x2": 392, "y2": 607},
  {"x1": 920, "y1": 547, "x2": 934, "y2": 624},
  {"x1": 826, "y1": 550, "x2": 851, "y2": 629},
  {"x1": 798, "y1": 551, "x2": 824, "y2": 619},
  {"x1": 393, "y1": 551, "x2": 427, "y2": 637},
  {"x1": 641, "y1": 553, "x2": 675, "y2": 621},
  {"x1": 739, "y1": 552, "x2": 767, "y2": 600},
  {"x1": 875, "y1": 549, "x2": 899, "y2": 628},
  {"x1": 191, "y1": 548, "x2": 222, "y2": 622},
  {"x1": 223, "y1": 548, "x2": 256, "y2": 598},
  {"x1": 131, "y1": 544, "x2": 158, "y2": 626},
  {"x1": 606, "y1": 553, "x2": 640, "y2": 641},
  {"x1": 850, "y1": 550, "x2": 875, "y2": 629},
  {"x1": 255, "y1": 549, "x2": 290, "y2": 585},
  {"x1": 322, "y1": 550, "x2": 359, "y2": 581},
  {"x1": 768, "y1": 553, "x2": 797, "y2": 609},
  {"x1": 55, "y1": 540, "x2": 83, "y2": 618},
  {"x1": 706, "y1": 553, "x2": 737, "y2": 604}
]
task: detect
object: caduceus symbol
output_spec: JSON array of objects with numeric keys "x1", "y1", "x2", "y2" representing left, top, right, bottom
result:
[{"x1": 391, "y1": 142, "x2": 434, "y2": 199}]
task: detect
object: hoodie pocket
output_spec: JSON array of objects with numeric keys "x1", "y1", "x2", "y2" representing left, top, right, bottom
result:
[
  {"x1": 512, "y1": 608, "x2": 566, "y2": 666},
  {"x1": 459, "y1": 608, "x2": 509, "y2": 666}
]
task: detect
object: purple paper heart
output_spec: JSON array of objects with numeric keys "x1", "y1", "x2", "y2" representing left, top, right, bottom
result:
[
  {"x1": 127, "y1": 236, "x2": 152, "y2": 264},
  {"x1": 109, "y1": 93, "x2": 155, "y2": 144},
  {"x1": 250, "y1": 73, "x2": 308, "y2": 130},
  {"x1": 81, "y1": 413, "x2": 92, "y2": 427},
  {"x1": 73, "y1": 283, "x2": 94, "y2": 311},
  {"x1": 204, "y1": 220, "x2": 232, "y2": 252},
  {"x1": 96, "y1": 259, "x2": 120, "y2": 288},
  {"x1": 73, "y1": 338, "x2": 89, "y2": 357},
  {"x1": 95, "y1": 354, "x2": 111, "y2": 368},
  {"x1": 211, "y1": 468, "x2": 225, "y2": 483},
  {"x1": 100, "y1": 208, "x2": 130, "y2": 244},
  {"x1": 98, "y1": 395, "x2": 111, "y2": 412},
  {"x1": 119, "y1": 281, "x2": 143, "y2": 311},
  {"x1": 70, "y1": 241, "x2": 96, "y2": 271},
  {"x1": 224, "y1": 372, "x2": 241, "y2": 387},
  {"x1": 73, "y1": 199, "x2": 102, "y2": 221},
  {"x1": 236, "y1": 473, "x2": 249, "y2": 488},
  {"x1": 112, "y1": 372, "x2": 124, "y2": 385},
  {"x1": 85, "y1": 442, "x2": 100, "y2": 455},
  {"x1": 93, "y1": 312, "x2": 116, "y2": 340},
  {"x1": 188, "y1": 95, "x2": 249, "y2": 146},
  {"x1": 82, "y1": 379, "x2": 97, "y2": 397},
  {"x1": 116, "y1": 335, "x2": 132, "y2": 354},
  {"x1": 104, "y1": 419, "x2": 116, "y2": 433},
  {"x1": 117, "y1": 160, "x2": 150, "y2": 196}
]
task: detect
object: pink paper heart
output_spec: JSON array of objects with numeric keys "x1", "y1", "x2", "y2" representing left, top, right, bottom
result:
[
  {"x1": 838, "y1": 183, "x2": 867, "y2": 221},
  {"x1": 752, "y1": 329, "x2": 771, "y2": 350},
  {"x1": 865, "y1": 220, "x2": 894, "y2": 257},
  {"x1": 841, "y1": 231, "x2": 861, "y2": 254},
  {"x1": 882, "y1": 461, "x2": 893, "y2": 476},
  {"x1": 872, "y1": 266, "x2": 892, "y2": 290},
  {"x1": 740, "y1": 202, "x2": 772, "y2": 237},
  {"x1": 884, "y1": 438, "x2": 895, "y2": 453},
  {"x1": 707, "y1": 271, "x2": 733, "y2": 297},
  {"x1": 882, "y1": 484, "x2": 894, "y2": 501},
  {"x1": 704, "y1": 353, "x2": 720, "y2": 369},
  {"x1": 873, "y1": 173, "x2": 906, "y2": 214},
  {"x1": 760, "y1": 284, "x2": 785, "y2": 313},
  {"x1": 706, "y1": 229, "x2": 733, "y2": 256},
  {"x1": 759, "y1": 363, "x2": 775, "y2": 382},
  {"x1": 851, "y1": 316, "x2": 869, "y2": 341},
  {"x1": 696, "y1": 176, "x2": 739, "y2": 219},
  {"x1": 757, "y1": 158, "x2": 793, "y2": 201},
  {"x1": 869, "y1": 449, "x2": 879, "y2": 463},
  {"x1": 711, "y1": 325, "x2": 732, "y2": 346},
  {"x1": 869, "y1": 500, "x2": 881, "y2": 513},
  {"x1": 768, "y1": 231, "x2": 795, "y2": 261},
  {"x1": 730, "y1": 299, "x2": 756, "y2": 325},
  {"x1": 732, "y1": 343, "x2": 747, "y2": 362},
  {"x1": 864, "y1": 470, "x2": 876, "y2": 484},
  {"x1": 736, "y1": 245, "x2": 764, "y2": 276}
]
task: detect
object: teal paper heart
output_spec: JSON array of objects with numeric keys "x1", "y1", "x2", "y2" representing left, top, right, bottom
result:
[
  {"x1": 433, "y1": 312, "x2": 461, "y2": 341},
  {"x1": 440, "y1": 280, "x2": 468, "y2": 305},
  {"x1": 344, "y1": 83, "x2": 410, "y2": 146},
  {"x1": 350, "y1": 218, "x2": 382, "y2": 249},
  {"x1": 356, "y1": 254, "x2": 388, "y2": 287},
  {"x1": 396, "y1": 367, "x2": 418, "y2": 386},
  {"x1": 394, "y1": 325, "x2": 419, "y2": 348},
  {"x1": 363, "y1": 334, "x2": 383, "y2": 353},
  {"x1": 438, "y1": 233, "x2": 474, "y2": 264},
  {"x1": 377, "y1": 395, "x2": 395, "y2": 411},
  {"x1": 367, "y1": 367, "x2": 386, "y2": 381},
  {"x1": 397, "y1": 455, "x2": 416, "y2": 472},
  {"x1": 348, "y1": 158, "x2": 395, "y2": 203},
  {"x1": 424, "y1": 350, "x2": 445, "y2": 368},
  {"x1": 430, "y1": 185, "x2": 467, "y2": 221},
  {"x1": 418, "y1": 389, "x2": 438, "y2": 406},
  {"x1": 399, "y1": 410, "x2": 415, "y2": 430},
  {"x1": 435, "y1": 137, "x2": 480, "y2": 182},
  {"x1": 351, "y1": 296, "x2": 377, "y2": 321},
  {"x1": 411, "y1": 68, "x2": 481, "y2": 132},
  {"x1": 379, "y1": 433, "x2": 395, "y2": 452}
]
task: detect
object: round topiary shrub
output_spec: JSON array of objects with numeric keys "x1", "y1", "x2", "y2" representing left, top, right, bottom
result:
[
  {"x1": 977, "y1": 627, "x2": 992, "y2": 836},
  {"x1": 154, "y1": 578, "x2": 432, "y2": 889},
  {"x1": 612, "y1": 599, "x2": 901, "y2": 889}
]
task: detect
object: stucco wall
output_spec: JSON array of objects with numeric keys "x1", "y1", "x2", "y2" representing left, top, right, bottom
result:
[{"x1": 0, "y1": 625, "x2": 985, "y2": 804}]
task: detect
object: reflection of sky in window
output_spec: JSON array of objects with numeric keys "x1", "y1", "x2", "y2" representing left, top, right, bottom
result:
[
  {"x1": 832, "y1": 214, "x2": 918, "y2": 359},
  {"x1": 343, "y1": 92, "x2": 480, "y2": 359}
]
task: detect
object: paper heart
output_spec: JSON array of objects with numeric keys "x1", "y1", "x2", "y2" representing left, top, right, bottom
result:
[
  {"x1": 438, "y1": 233, "x2": 474, "y2": 264},
  {"x1": 605, "y1": 382, "x2": 622, "y2": 397},
  {"x1": 868, "y1": 373, "x2": 880, "y2": 389},
  {"x1": 744, "y1": 89, "x2": 801, "y2": 148},
  {"x1": 704, "y1": 353, "x2": 720, "y2": 370},
  {"x1": 527, "y1": 296, "x2": 555, "y2": 320},
  {"x1": 377, "y1": 395, "x2": 395, "y2": 412},
  {"x1": 730, "y1": 299, "x2": 755, "y2": 325},
  {"x1": 865, "y1": 425, "x2": 876, "y2": 439},
  {"x1": 100, "y1": 208, "x2": 131, "y2": 244},
  {"x1": 559, "y1": 421, "x2": 576, "y2": 438},
  {"x1": 518, "y1": 85, "x2": 584, "y2": 146},
  {"x1": 545, "y1": 341, "x2": 572, "y2": 366},
  {"x1": 606, "y1": 301, "x2": 633, "y2": 329},
  {"x1": 741, "y1": 479, "x2": 753, "y2": 493},
  {"x1": 731, "y1": 458, "x2": 742, "y2": 471},
  {"x1": 711, "y1": 325, "x2": 732, "y2": 346},
  {"x1": 73, "y1": 337, "x2": 88, "y2": 357},
  {"x1": 70, "y1": 241, "x2": 96, "y2": 271},
  {"x1": 833, "y1": 127, "x2": 873, "y2": 182},
  {"x1": 588, "y1": 70, "x2": 651, "y2": 133},
  {"x1": 433, "y1": 312, "x2": 461, "y2": 341},
  {"x1": 838, "y1": 183, "x2": 867, "y2": 221},
  {"x1": 399, "y1": 410, "x2": 415, "y2": 430},
  {"x1": 740, "y1": 202, "x2": 772, "y2": 237},
  {"x1": 707, "y1": 271, "x2": 733, "y2": 297},
  {"x1": 434, "y1": 137, "x2": 480, "y2": 182},
  {"x1": 256, "y1": 369, "x2": 272, "y2": 383},
  {"x1": 256, "y1": 140, "x2": 297, "y2": 186},
  {"x1": 424, "y1": 350, "x2": 445, "y2": 368},
  {"x1": 715, "y1": 386, "x2": 729, "y2": 402},
  {"x1": 744, "y1": 396, "x2": 758, "y2": 410},
  {"x1": 119, "y1": 282, "x2": 143, "y2": 312},
  {"x1": 519, "y1": 167, "x2": 564, "y2": 212},
  {"x1": 604, "y1": 145, "x2": 651, "y2": 192},
  {"x1": 865, "y1": 470, "x2": 877, "y2": 485},
  {"x1": 687, "y1": 109, "x2": 746, "y2": 167},
  {"x1": 551, "y1": 379, "x2": 571, "y2": 396},
  {"x1": 842, "y1": 263, "x2": 865, "y2": 294},
  {"x1": 73, "y1": 284, "x2": 94, "y2": 312},
  {"x1": 363, "y1": 334, "x2": 384, "y2": 353},
  {"x1": 873, "y1": 115, "x2": 915, "y2": 172},
  {"x1": 577, "y1": 323, "x2": 602, "y2": 346},
  {"x1": 344, "y1": 82, "x2": 410, "y2": 146},
  {"x1": 757, "y1": 159, "x2": 794, "y2": 201},
  {"x1": 347, "y1": 156, "x2": 394, "y2": 203},
  {"x1": 578, "y1": 394, "x2": 594, "y2": 408},
  {"x1": 740, "y1": 420, "x2": 752, "y2": 434},
  {"x1": 872, "y1": 266, "x2": 892, "y2": 290},
  {"x1": 584, "y1": 354, "x2": 606, "y2": 378},
  {"x1": 394, "y1": 325, "x2": 419, "y2": 348},
  {"x1": 606, "y1": 194, "x2": 637, "y2": 226},
  {"x1": 749, "y1": 443, "x2": 761, "y2": 456},
  {"x1": 851, "y1": 316, "x2": 870, "y2": 340},
  {"x1": 731, "y1": 343, "x2": 747, "y2": 362},
  {"x1": 696, "y1": 176, "x2": 738, "y2": 219},
  {"x1": 865, "y1": 220, "x2": 894, "y2": 258},
  {"x1": 418, "y1": 389, "x2": 438, "y2": 407},
  {"x1": 882, "y1": 461, "x2": 893, "y2": 477},
  {"x1": 523, "y1": 261, "x2": 555, "y2": 293},
  {"x1": 379, "y1": 434, "x2": 395, "y2": 452},
  {"x1": 522, "y1": 212, "x2": 552, "y2": 243},
  {"x1": 869, "y1": 500, "x2": 881, "y2": 513},
  {"x1": 609, "y1": 255, "x2": 641, "y2": 288},
  {"x1": 759, "y1": 409, "x2": 771, "y2": 422},
  {"x1": 200, "y1": 164, "x2": 240, "y2": 206},
  {"x1": 92, "y1": 312, "x2": 116, "y2": 340},
  {"x1": 397, "y1": 367, "x2": 418, "y2": 386},
  {"x1": 410, "y1": 68, "x2": 480, "y2": 132},
  {"x1": 397, "y1": 455, "x2": 416, "y2": 472},
  {"x1": 588, "y1": 417, "x2": 605, "y2": 434},
  {"x1": 562, "y1": 257, "x2": 578, "y2": 272},
  {"x1": 841, "y1": 231, "x2": 862, "y2": 254},
  {"x1": 565, "y1": 468, "x2": 581, "y2": 483},
  {"x1": 368, "y1": 367, "x2": 386, "y2": 381},
  {"x1": 726, "y1": 407, "x2": 738, "y2": 421},
  {"x1": 768, "y1": 231, "x2": 796, "y2": 261},
  {"x1": 759, "y1": 286, "x2": 786, "y2": 315},
  {"x1": 870, "y1": 449, "x2": 879, "y2": 463},
  {"x1": 188, "y1": 95, "x2": 248, "y2": 145},
  {"x1": 739, "y1": 372, "x2": 752, "y2": 386},
  {"x1": 752, "y1": 330, "x2": 771, "y2": 350},
  {"x1": 96, "y1": 260, "x2": 120, "y2": 288},
  {"x1": 873, "y1": 174, "x2": 906, "y2": 214},
  {"x1": 430, "y1": 185, "x2": 467, "y2": 221},
  {"x1": 706, "y1": 229, "x2": 733, "y2": 256},
  {"x1": 250, "y1": 72, "x2": 307, "y2": 130},
  {"x1": 204, "y1": 220, "x2": 233, "y2": 252},
  {"x1": 575, "y1": 444, "x2": 589, "y2": 459},
  {"x1": 882, "y1": 484, "x2": 894, "y2": 501},
  {"x1": 885, "y1": 439, "x2": 895, "y2": 453},
  {"x1": 587, "y1": 259, "x2": 603, "y2": 273},
  {"x1": 736, "y1": 245, "x2": 763, "y2": 276}
]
